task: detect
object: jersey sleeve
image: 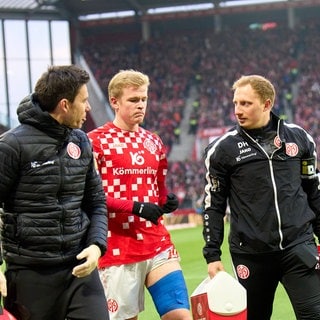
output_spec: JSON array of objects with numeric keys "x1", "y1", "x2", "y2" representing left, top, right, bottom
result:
[
  {"x1": 107, "y1": 196, "x2": 134, "y2": 213},
  {"x1": 156, "y1": 137, "x2": 169, "y2": 206}
]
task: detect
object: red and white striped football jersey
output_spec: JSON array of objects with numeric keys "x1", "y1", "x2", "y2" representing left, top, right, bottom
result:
[{"x1": 88, "y1": 122, "x2": 174, "y2": 267}]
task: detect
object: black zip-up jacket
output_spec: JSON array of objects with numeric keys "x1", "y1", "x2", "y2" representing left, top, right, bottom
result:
[
  {"x1": 203, "y1": 112, "x2": 320, "y2": 264},
  {"x1": 0, "y1": 94, "x2": 107, "y2": 267}
]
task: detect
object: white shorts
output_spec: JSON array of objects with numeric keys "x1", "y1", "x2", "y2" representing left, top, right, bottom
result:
[{"x1": 99, "y1": 246, "x2": 180, "y2": 320}]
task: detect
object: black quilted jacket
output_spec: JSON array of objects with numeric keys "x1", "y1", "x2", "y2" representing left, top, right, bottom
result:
[{"x1": 0, "y1": 94, "x2": 107, "y2": 267}]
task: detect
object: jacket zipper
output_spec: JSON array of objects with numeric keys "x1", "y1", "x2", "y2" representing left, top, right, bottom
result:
[{"x1": 242, "y1": 129, "x2": 284, "y2": 250}]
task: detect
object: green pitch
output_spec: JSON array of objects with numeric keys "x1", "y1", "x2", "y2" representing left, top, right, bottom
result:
[
  {"x1": 0, "y1": 223, "x2": 295, "y2": 318},
  {"x1": 139, "y1": 224, "x2": 295, "y2": 319}
]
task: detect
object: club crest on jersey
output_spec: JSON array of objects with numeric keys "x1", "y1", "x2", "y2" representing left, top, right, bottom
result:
[
  {"x1": 67, "y1": 142, "x2": 81, "y2": 159},
  {"x1": 144, "y1": 138, "x2": 157, "y2": 154}
]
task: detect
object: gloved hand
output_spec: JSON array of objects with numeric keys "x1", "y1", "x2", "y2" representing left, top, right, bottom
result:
[
  {"x1": 162, "y1": 193, "x2": 179, "y2": 213},
  {"x1": 132, "y1": 202, "x2": 164, "y2": 225}
]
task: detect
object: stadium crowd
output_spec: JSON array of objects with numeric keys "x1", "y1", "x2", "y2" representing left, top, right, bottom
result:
[{"x1": 81, "y1": 18, "x2": 320, "y2": 212}]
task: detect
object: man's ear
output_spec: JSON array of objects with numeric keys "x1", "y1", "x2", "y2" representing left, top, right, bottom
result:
[
  {"x1": 264, "y1": 99, "x2": 273, "y2": 111},
  {"x1": 110, "y1": 97, "x2": 118, "y2": 110},
  {"x1": 58, "y1": 98, "x2": 69, "y2": 113}
]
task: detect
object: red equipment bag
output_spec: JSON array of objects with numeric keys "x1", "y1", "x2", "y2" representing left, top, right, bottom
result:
[
  {"x1": 0, "y1": 294, "x2": 16, "y2": 320},
  {"x1": 0, "y1": 306, "x2": 16, "y2": 320}
]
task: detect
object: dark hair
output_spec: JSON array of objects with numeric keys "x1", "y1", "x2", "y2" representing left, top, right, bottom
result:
[{"x1": 33, "y1": 65, "x2": 90, "y2": 112}]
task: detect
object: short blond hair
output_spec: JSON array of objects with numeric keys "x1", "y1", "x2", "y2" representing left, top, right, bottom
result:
[
  {"x1": 108, "y1": 69, "x2": 150, "y2": 102},
  {"x1": 232, "y1": 75, "x2": 275, "y2": 106}
]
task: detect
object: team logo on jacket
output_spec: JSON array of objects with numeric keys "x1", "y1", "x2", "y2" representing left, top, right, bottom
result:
[
  {"x1": 274, "y1": 135, "x2": 282, "y2": 148},
  {"x1": 274, "y1": 136, "x2": 299, "y2": 157},
  {"x1": 236, "y1": 264, "x2": 250, "y2": 279},
  {"x1": 67, "y1": 142, "x2": 81, "y2": 159},
  {"x1": 285, "y1": 143, "x2": 298, "y2": 157}
]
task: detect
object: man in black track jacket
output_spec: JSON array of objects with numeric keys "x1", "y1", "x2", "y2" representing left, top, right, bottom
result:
[
  {"x1": 0, "y1": 65, "x2": 109, "y2": 320},
  {"x1": 203, "y1": 74, "x2": 320, "y2": 320}
]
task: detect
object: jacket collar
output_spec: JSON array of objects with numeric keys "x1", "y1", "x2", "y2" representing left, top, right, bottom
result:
[
  {"x1": 237, "y1": 112, "x2": 283, "y2": 139},
  {"x1": 17, "y1": 94, "x2": 71, "y2": 140}
]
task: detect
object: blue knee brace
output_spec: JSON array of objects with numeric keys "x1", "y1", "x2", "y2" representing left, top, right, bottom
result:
[{"x1": 147, "y1": 270, "x2": 190, "y2": 317}]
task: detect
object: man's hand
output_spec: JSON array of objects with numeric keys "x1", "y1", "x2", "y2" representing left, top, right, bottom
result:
[
  {"x1": 72, "y1": 244, "x2": 101, "y2": 278},
  {"x1": 0, "y1": 269, "x2": 7, "y2": 297},
  {"x1": 208, "y1": 261, "x2": 225, "y2": 278},
  {"x1": 132, "y1": 202, "x2": 164, "y2": 225},
  {"x1": 162, "y1": 193, "x2": 179, "y2": 213}
]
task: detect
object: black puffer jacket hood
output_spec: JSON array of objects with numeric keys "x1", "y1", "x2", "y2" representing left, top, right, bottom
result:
[{"x1": 17, "y1": 94, "x2": 71, "y2": 140}]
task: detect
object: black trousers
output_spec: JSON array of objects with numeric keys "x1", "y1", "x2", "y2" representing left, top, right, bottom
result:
[
  {"x1": 4, "y1": 265, "x2": 109, "y2": 320},
  {"x1": 231, "y1": 241, "x2": 320, "y2": 320}
]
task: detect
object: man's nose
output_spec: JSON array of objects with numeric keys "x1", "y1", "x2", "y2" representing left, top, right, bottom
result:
[{"x1": 234, "y1": 104, "x2": 242, "y2": 114}]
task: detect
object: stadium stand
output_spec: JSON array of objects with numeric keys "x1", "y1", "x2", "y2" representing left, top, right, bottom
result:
[
  {"x1": 79, "y1": 17, "x2": 320, "y2": 221},
  {"x1": 1, "y1": 1, "x2": 320, "y2": 223}
]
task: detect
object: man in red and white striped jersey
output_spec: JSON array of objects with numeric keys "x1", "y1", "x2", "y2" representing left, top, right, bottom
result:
[{"x1": 88, "y1": 69, "x2": 191, "y2": 320}]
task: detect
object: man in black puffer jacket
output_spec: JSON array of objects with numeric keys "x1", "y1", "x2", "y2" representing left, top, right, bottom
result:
[{"x1": 0, "y1": 65, "x2": 109, "y2": 320}]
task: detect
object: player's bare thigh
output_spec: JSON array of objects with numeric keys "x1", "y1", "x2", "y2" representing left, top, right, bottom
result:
[{"x1": 145, "y1": 260, "x2": 182, "y2": 287}]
